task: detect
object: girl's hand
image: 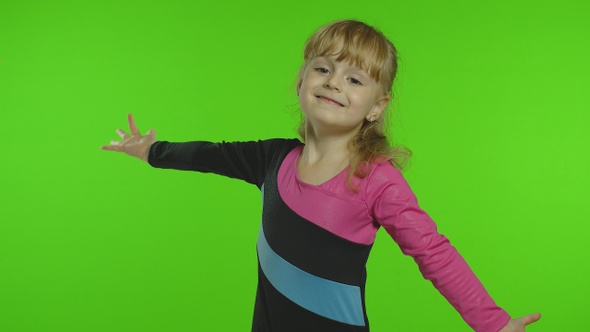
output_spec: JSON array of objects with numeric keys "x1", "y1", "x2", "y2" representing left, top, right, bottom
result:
[
  {"x1": 101, "y1": 114, "x2": 156, "y2": 163},
  {"x1": 498, "y1": 313, "x2": 541, "y2": 332}
]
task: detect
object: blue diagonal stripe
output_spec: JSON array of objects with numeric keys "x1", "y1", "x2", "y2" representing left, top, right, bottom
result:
[{"x1": 257, "y1": 227, "x2": 365, "y2": 326}]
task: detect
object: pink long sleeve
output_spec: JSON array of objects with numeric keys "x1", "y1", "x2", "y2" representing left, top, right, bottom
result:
[{"x1": 367, "y1": 163, "x2": 511, "y2": 332}]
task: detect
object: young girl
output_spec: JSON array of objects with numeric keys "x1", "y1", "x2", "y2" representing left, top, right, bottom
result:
[{"x1": 102, "y1": 20, "x2": 540, "y2": 332}]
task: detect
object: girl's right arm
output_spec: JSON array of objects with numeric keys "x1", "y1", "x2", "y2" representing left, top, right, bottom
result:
[
  {"x1": 101, "y1": 114, "x2": 157, "y2": 162},
  {"x1": 102, "y1": 114, "x2": 300, "y2": 188}
]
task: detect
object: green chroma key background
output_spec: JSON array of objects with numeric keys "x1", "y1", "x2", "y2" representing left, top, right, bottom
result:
[{"x1": 0, "y1": 0, "x2": 588, "y2": 331}]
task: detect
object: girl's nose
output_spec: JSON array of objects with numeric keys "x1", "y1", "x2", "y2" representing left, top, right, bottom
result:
[{"x1": 324, "y1": 75, "x2": 342, "y2": 91}]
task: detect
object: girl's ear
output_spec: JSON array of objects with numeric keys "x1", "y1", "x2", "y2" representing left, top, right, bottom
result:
[{"x1": 366, "y1": 95, "x2": 390, "y2": 121}]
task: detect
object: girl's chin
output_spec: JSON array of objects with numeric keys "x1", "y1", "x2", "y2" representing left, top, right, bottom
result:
[{"x1": 305, "y1": 118, "x2": 365, "y2": 134}]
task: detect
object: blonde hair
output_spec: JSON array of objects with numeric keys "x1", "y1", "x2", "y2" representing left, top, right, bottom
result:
[{"x1": 297, "y1": 20, "x2": 411, "y2": 189}]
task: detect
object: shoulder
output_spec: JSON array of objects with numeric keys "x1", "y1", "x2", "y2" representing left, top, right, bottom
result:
[
  {"x1": 260, "y1": 138, "x2": 302, "y2": 151},
  {"x1": 254, "y1": 138, "x2": 302, "y2": 160},
  {"x1": 364, "y1": 160, "x2": 415, "y2": 202},
  {"x1": 220, "y1": 138, "x2": 301, "y2": 156},
  {"x1": 366, "y1": 161, "x2": 408, "y2": 187}
]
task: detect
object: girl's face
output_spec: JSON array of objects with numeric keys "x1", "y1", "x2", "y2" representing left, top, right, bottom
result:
[{"x1": 298, "y1": 56, "x2": 389, "y2": 136}]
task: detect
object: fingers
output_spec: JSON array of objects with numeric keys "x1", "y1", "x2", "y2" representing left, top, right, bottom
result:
[
  {"x1": 102, "y1": 127, "x2": 129, "y2": 152},
  {"x1": 100, "y1": 143, "x2": 121, "y2": 152},
  {"x1": 522, "y1": 313, "x2": 541, "y2": 326},
  {"x1": 116, "y1": 128, "x2": 130, "y2": 140},
  {"x1": 102, "y1": 114, "x2": 152, "y2": 153},
  {"x1": 100, "y1": 138, "x2": 123, "y2": 151},
  {"x1": 128, "y1": 113, "x2": 140, "y2": 137},
  {"x1": 523, "y1": 313, "x2": 541, "y2": 325}
]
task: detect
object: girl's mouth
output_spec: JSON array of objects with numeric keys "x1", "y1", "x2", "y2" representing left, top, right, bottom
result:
[{"x1": 317, "y1": 95, "x2": 344, "y2": 107}]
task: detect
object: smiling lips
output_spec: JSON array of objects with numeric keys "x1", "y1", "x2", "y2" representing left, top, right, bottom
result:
[{"x1": 316, "y1": 95, "x2": 344, "y2": 107}]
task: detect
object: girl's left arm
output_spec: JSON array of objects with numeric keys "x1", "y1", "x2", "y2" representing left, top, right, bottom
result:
[{"x1": 367, "y1": 164, "x2": 540, "y2": 332}]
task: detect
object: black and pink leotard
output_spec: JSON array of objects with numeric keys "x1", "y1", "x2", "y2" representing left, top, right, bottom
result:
[{"x1": 148, "y1": 139, "x2": 510, "y2": 332}]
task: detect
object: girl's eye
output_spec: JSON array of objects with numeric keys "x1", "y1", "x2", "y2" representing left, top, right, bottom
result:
[
  {"x1": 349, "y1": 77, "x2": 363, "y2": 85},
  {"x1": 314, "y1": 67, "x2": 329, "y2": 74}
]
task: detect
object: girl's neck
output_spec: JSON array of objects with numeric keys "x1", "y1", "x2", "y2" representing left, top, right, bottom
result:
[
  {"x1": 296, "y1": 122, "x2": 361, "y2": 185},
  {"x1": 299, "y1": 128, "x2": 353, "y2": 167},
  {"x1": 297, "y1": 136, "x2": 351, "y2": 186}
]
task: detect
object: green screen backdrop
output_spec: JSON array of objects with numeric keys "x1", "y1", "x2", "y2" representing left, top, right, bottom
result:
[{"x1": 1, "y1": 0, "x2": 588, "y2": 331}]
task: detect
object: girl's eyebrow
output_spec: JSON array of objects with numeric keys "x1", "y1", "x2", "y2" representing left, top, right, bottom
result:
[
  {"x1": 316, "y1": 56, "x2": 359, "y2": 69},
  {"x1": 312, "y1": 56, "x2": 331, "y2": 65},
  {"x1": 348, "y1": 66, "x2": 371, "y2": 79},
  {"x1": 350, "y1": 66, "x2": 368, "y2": 74},
  {"x1": 313, "y1": 56, "x2": 372, "y2": 79}
]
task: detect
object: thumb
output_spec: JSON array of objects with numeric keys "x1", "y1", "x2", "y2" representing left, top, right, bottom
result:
[
  {"x1": 146, "y1": 129, "x2": 157, "y2": 136},
  {"x1": 517, "y1": 313, "x2": 541, "y2": 326}
]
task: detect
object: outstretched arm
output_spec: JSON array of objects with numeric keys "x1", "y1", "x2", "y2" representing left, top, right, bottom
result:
[
  {"x1": 499, "y1": 313, "x2": 541, "y2": 332},
  {"x1": 368, "y1": 166, "x2": 542, "y2": 331},
  {"x1": 101, "y1": 114, "x2": 156, "y2": 162}
]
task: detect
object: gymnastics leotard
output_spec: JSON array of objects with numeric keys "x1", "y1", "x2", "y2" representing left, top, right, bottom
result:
[{"x1": 148, "y1": 138, "x2": 511, "y2": 332}]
